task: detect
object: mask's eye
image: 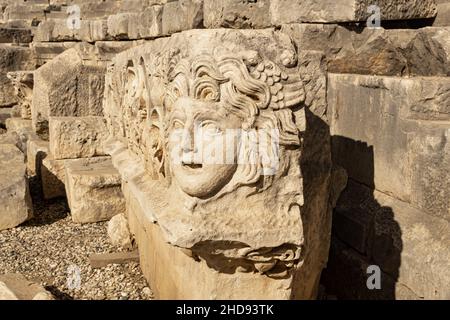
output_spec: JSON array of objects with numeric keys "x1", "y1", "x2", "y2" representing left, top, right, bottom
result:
[
  {"x1": 201, "y1": 121, "x2": 222, "y2": 137},
  {"x1": 172, "y1": 119, "x2": 184, "y2": 130}
]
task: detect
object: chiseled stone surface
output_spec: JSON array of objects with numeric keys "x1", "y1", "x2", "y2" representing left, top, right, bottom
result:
[
  {"x1": 104, "y1": 28, "x2": 333, "y2": 299},
  {"x1": 65, "y1": 159, "x2": 125, "y2": 224},
  {"x1": 270, "y1": 0, "x2": 437, "y2": 24},
  {"x1": 0, "y1": 144, "x2": 33, "y2": 231},
  {"x1": 49, "y1": 116, "x2": 108, "y2": 160}
]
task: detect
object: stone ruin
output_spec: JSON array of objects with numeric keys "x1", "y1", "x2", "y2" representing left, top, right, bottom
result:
[{"x1": 0, "y1": 0, "x2": 449, "y2": 300}]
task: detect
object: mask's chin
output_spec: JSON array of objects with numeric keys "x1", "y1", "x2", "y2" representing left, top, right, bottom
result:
[{"x1": 173, "y1": 163, "x2": 238, "y2": 199}]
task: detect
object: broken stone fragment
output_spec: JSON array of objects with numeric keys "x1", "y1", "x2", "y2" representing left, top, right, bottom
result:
[{"x1": 107, "y1": 214, "x2": 133, "y2": 249}]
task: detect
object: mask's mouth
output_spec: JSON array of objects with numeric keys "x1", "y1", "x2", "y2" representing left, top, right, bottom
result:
[{"x1": 182, "y1": 163, "x2": 203, "y2": 170}]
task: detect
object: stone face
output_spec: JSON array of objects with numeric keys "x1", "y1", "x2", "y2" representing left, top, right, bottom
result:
[
  {"x1": 204, "y1": 0, "x2": 271, "y2": 29},
  {"x1": 49, "y1": 116, "x2": 108, "y2": 160},
  {"x1": 32, "y1": 48, "x2": 105, "y2": 137},
  {"x1": 329, "y1": 74, "x2": 450, "y2": 221},
  {"x1": 270, "y1": 0, "x2": 437, "y2": 24},
  {"x1": 65, "y1": 159, "x2": 125, "y2": 224},
  {"x1": 107, "y1": 214, "x2": 133, "y2": 249},
  {"x1": 0, "y1": 144, "x2": 33, "y2": 231},
  {"x1": 104, "y1": 29, "x2": 333, "y2": 299}
]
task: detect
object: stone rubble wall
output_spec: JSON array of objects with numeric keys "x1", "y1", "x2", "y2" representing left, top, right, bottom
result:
[{"x1": 0, "y1": 0, "x2": 448, "y2": 299}]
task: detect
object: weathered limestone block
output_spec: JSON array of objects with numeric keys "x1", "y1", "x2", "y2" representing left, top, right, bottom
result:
[
  {"x1": 0, "y1": 27, "x2": 32, "y2": 43},
  {"x1": 270, "y1": 0, "x2": 437, "y2": 24},
  {"x1": 0, "y1": 144, "x2": 33, "y2": 231},
  {"x1": 0, "y1": 45, "x2": 35, "y2": 108},
  {"x1": 6, "y1": 71, "x2": 33, "y2": 120},
  {"x1": 161, "y1": 0, "x2": 203, "y2": 35},
  {"x1": 104, "y1": 29, "x2": 333, "y2": 299},
  {"x1": 282, "y1": 24, "x2": 450, "y2": 77},
  {"x1": 65, "y1": 159, "x2": 125, "y2": 224},
  {"x1": 107, "y1": 6, "x2": 163, "y2": 40},
  {"x1": 434, "y1": 0, "x2": 450, "y2": 26},
  {"x1": 329, "y1": 74, "x2": 450, "y2": 221},
  {"x1": 32, "y1": 48, "x2": 105, "y2": 137},
  {"x1": 0, "y1": 274, "x2": 54, "y2": 300},
  {"x1": 5, "y1": 118, "x2": 34, "y2": 153},
  {"x1": 41, "y1": 156, "x2": 111, "y2": 200},
  {"x1": 49, "y1": 116, "x2": 108, "y2": 160},
  {"x1": 26, "y1": 137, "x2": 49, "y2": 177},
  {"x1": 204, "y1": 0, "x2": 271, "y2": 29},
  {"x1": 3, "y1": 3, "x2": 47, "y2": 21}
]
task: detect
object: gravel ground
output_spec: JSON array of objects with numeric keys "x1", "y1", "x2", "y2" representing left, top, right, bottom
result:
[{"x1": 0, "y1": 180, "x2": 153, "y2": 300}]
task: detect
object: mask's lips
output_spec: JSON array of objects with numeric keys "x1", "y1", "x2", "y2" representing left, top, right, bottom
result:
[{"x1": 182, "y1": 163, "x2": 203, "y2": 169}]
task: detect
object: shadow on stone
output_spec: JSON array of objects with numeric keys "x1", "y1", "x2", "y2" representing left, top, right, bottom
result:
[{"x1": 321, "y1": 136, "x2": 403, "y2": 300}]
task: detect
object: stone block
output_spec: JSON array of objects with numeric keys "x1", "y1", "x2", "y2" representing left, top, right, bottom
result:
[
  {"x1": 0, "y1": 27, "x2": 32, "y2": 43},
  {"x1": 5, "y1": 118, "x2": 34, "y2": 153},
  {"x1": 162, "y1": 0, "x2": 203, "y2": 35},
  {"x1": 270, "y1": 0, "x2": 437, "y2": 24},
  {"x1": 49, "y1": 116, "x2": 108, "y2": 160},
  {"x1": 204, "y1": 0, "x2": 271, "y2": 29},
  {"x1": 41, "y1": 155, "x2": 111, "y2": 200},
  {"x1": 329, "y1": 74, "x2": 450, "y2": 221},
  {"x1": 0, "y1": 144, "x2": 33, "y2": 231},
  {"x1": 283, "y1": 24, "x2": 450, "y2": 77},
  {"x1": 434, "y1": 1, "x2": 450, "y2": 26},
  {"x1": 65, "y1": 159, "x2": 125, "y2": 224},
  {"x1": 32, "y1": 48, "x2": 105, "y2": 137}
]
